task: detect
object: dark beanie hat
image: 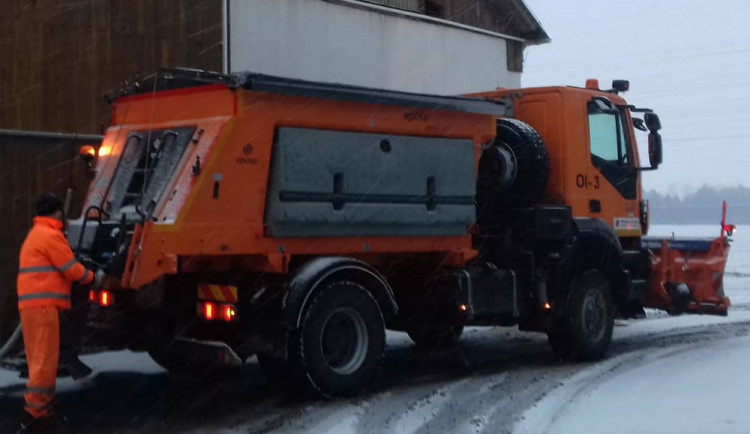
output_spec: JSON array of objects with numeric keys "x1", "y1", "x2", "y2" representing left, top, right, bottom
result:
[{"x1": 36, "y1": 194, "x2": 64, "y2": 217}]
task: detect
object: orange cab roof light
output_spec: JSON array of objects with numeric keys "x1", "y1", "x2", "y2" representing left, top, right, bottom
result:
[
  {"x1": 585, "y1": 79, "x2": 600, "y2": 90},
  {"x1": 79, "y1": 145, "x2": 96, "y2": 160}
]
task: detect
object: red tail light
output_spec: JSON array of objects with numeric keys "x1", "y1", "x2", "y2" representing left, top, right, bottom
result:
[
  {"x1": 222, "y1": 305, "x2": 236, "y2": 321},
  {"x1": 89, "y1": 290, "x2": 114, "y2": 307},
  {"x1": 203, "y1": 302, "x2": 216, "y2": 320},
  {"x1": 198, "y1": 302, "x2": 237, "y2": 322},
  {"x1": 99, "y1": 290, "x2": 113, "y2": 307}
]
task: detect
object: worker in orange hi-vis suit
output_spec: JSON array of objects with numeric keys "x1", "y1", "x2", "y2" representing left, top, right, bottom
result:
[{"x1": 16, "y1": 194, "x2": 102, "y2": 432}]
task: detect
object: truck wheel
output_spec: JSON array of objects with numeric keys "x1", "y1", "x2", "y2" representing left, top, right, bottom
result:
[
  {"x1": 665, "y1": 283, "x2": 691, "y2": 316},
  {"x1": 478, "y1": 118, "x2": 549, "y2": 208},
  {"x1": 291, "y1": 281, "x2": 385, "y2": 397},
  {"x1": 407, "y1": 324, "x2": 464, "y2": 349},
  {"x1": 548, "y1": 269, "x2": 614, "y2": 361}
]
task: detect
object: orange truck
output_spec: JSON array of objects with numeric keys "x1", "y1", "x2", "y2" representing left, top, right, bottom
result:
[{"x1": 2, "y1": 69, "x2": 733, "y2": 396}]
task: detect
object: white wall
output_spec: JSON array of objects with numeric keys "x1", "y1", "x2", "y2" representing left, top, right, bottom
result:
[{"x1": 227, "y1": 0, "x2": 521, "y2": 95}]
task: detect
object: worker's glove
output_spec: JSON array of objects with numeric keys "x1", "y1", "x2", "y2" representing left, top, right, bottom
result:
[{"x1": 90, "y1": 269, "x2": 106, "y2": 291}]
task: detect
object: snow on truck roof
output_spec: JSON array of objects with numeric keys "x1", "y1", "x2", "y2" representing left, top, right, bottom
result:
[{"x1": 107, "y1": 68, "x2": 507, "y2": 116}]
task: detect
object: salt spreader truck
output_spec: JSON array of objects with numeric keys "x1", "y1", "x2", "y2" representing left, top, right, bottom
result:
[{"x1": 1, "y1": 70, "x2": 733, "y2": 397}]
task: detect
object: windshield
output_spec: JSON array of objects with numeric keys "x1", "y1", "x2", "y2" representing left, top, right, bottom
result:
[{"x1": 103, "y1": 127, "x2": 195, "y2": 220}]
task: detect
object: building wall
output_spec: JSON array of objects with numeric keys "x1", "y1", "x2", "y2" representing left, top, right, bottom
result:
[
  {"x1": 0, "y1": 0, "x2": 223, "y2": 133},
  {"x1": 228, "y1": 0, "x2": 521, "y2": 95},
  {"x1": 0, "y1": 0, "x2": 535, "y2": 132}
]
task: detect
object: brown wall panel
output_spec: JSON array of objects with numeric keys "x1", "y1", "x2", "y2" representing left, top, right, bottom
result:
[
  {"x1": 0, "y1": 137, "x2": 94, "y2": 333},
  {"x1": 0, "y1": 0, "x2": 222, "y2": 133}
]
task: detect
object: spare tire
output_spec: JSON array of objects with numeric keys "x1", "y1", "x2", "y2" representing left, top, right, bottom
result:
[{"x1": 477, "y1": 119, "x2": 549, "y2": 209}]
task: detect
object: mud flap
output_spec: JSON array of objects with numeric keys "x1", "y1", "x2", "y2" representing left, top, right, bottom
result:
[{"x1": 166, "y1": 337, "x2": 243, "y2": 369}]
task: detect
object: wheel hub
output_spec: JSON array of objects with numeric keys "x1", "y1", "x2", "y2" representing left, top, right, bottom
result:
[
  {"x1": 582, "y1": 289, "x2": 606, "y2": 341},
  {"x1": 320, "y1": 307, "x2": 368, "y2": 375}
]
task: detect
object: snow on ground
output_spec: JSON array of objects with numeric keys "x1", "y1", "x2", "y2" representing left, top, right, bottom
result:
[
  {"x1": 191, "y1": 308, "x2": 750, "y2": 434},
  {"x1": 0, "y1": 223, "x2": 746, "y2": 433},
  {"x1": 514, "y1": 335, "x2": 750, "y2": 434},
  {"x1": 2, "y1": 307, "x2": 750, "y2": 433}
]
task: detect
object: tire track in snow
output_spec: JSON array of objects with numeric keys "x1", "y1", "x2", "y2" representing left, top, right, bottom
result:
[
  {"x1": 413, "y1": 374, "x2": 508, "y2": 434},
  {"x1": 389, "y1": 379, "x2": 469, "y2": 434},
  {"x1": 513, "y1": 323, "x2": 750, "y2": 434},
  {"x1": 352, "y1": 379, "x2": 468, "y2": 433},
  {"x1": 281, "y1": 401, "x2": 369, "y2": 434}
]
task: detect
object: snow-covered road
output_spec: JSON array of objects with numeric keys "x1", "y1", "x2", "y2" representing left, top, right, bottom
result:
[
  {"x1": 3, "y1": 254, "x2": 750, "y2": 434},
  {"x1": 1, "y1": 309, "x2": 750, "y2": 433},
  {"x1": 515, "y1": 334, "x2": 750, "y2": 434}
]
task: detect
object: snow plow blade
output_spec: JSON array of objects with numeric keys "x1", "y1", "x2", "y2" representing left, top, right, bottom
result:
[{"x1": 643, "y1": 236, "x2": 731, "y2": 315}]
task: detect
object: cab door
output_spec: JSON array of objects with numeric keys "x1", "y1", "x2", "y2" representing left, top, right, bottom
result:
[{"x1": 585, "y1": 98, "x2": 641, "y2": 236}]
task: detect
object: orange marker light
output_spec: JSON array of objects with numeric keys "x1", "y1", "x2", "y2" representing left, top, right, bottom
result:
[
  {"x1": 89, "y1": 290, "x2": 96, "y2": 302},
  {"x1": 98, "y1": 146, "x2": 111, "y2": 157},
  {"x1": 79, "y1": 145, "x2": 96, "y2": 159},
  {"x1": 459, "y1": 304, "x2": 468, "y2": 312},
  {"x1": 543, "y1": 302, "x2": 552, "y2": 310}
]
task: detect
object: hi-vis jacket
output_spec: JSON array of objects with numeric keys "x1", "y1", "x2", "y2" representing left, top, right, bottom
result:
[{"x1": 17, "y1": 217, "x2": 94, "y2": 310}]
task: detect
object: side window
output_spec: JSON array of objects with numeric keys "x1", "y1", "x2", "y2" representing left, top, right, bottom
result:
[
  {"x1": 586, "y1": 101, "x2": 637, "y2": 199},
  {"x1": 587, "y1": 102, "x2": 627, "y2": 164}
]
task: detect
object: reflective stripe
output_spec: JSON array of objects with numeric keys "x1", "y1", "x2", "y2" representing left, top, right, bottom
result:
[
  {"x1": 24, "y1": 402, "x2": 51, "y2": 410},
  {"x1": 18, "y1": 266, "x2": 58, "y2": 274},
  {"x1": 18, "y1": 293, "x2": 71, "y2": 302},
  {"x1": 58, "y1": 259, "x2": 77, "y2": 272},
  {"x1": 78, "y1": 269, "x2": 91, "y2": 284},
  {"x1": 18, "y1": 258, "x2": 77, "y2": 275},
  {"x1": 26, "y1": 386, "x2": 55, "y2": 396}
]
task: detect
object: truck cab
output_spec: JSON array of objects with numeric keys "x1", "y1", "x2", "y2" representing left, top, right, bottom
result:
[{"x1": 472, "y1": 79, "x2": 662, "y2": 247}]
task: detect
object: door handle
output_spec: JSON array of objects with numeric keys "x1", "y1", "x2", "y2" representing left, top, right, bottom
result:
[{"x1": 589, "y1": 199, "x2": 601, "y2": 213}]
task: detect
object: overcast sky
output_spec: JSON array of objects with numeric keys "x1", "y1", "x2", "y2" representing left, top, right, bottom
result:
[{"x1": 521, "y1": 0, "x2": 750, "y2": 195}]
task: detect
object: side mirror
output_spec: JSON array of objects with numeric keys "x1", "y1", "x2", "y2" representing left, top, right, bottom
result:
[
  {"x1": 593, "y1": 97, "x2": 616, "y2": 114},
  {"x1": 644, "y1": 112, "x2": 661, "y2": 132},
  {"x1": 648, "y1": 132, "x2": 663, "y2": 168}
]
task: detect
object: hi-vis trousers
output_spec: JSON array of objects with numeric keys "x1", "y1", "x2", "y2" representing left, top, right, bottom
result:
[{"x1": 20, "y1": 306, "x2": 59, "y2": 418}]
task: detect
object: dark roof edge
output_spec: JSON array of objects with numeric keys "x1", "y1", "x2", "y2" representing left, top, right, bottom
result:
[
  {"x1": 109, "y1": 69, "x2": 507, "y2": 117},
  {"x1": 513, "y1": 0, "x2": 551, "y2": 45},
  {"x1": 0, "y1": 128, "x2": 102, "y2": 143},
  {"x1": 241, "y1": 72, "x2": 506, "y2": 116}
]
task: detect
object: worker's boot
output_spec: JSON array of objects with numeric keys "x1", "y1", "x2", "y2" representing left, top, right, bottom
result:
[{"x1": 19, "y1": 411, "x2": 66, "y2": 432}]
